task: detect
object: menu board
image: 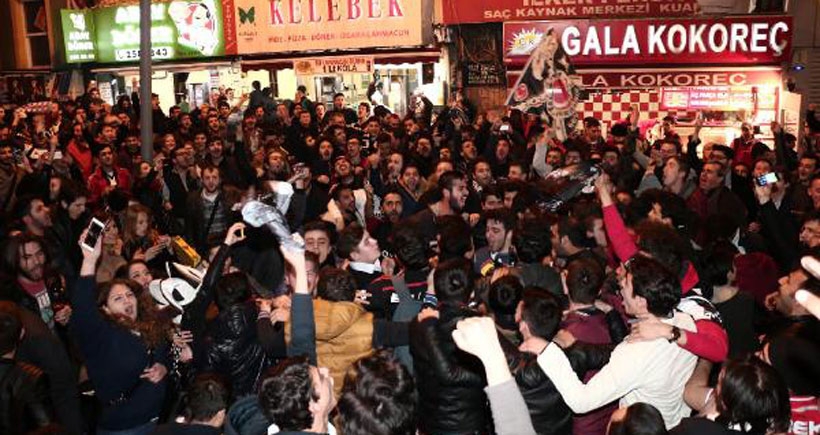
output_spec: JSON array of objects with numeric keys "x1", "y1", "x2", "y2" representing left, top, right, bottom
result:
[
  {"x1": 462, "y1": 62, "x2": 506, "y2": 86},
  {"x1": 661, "y1": 86, "x2": 778, "y2": 112}
]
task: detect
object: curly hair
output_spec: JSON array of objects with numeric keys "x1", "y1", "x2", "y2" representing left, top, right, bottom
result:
[
  {"x1": 95, "y1": 278, "x2": 171, "y2": 349},
  {"x1": 317, "y1": 268, "x2": 357, "y2": 302},
  {"x1": 258, "y1": 356, "x2": 317, "y2": 432},
  {"x1": 337, "y1": 351, "x2": 417, "y2": 435}
]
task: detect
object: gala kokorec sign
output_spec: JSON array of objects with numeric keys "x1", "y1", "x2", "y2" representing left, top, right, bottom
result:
[
  {"x1": 234, "y1": 0, "x2": 424, "y2": 54},
  {"x1": 441, "y1": 0, "x2": 698, "y2": 24},
  {"x1": 504, "y1": 16, "x2": 792, "y2": 67}
]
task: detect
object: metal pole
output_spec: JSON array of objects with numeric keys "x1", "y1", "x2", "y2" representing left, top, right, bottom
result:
[{"x1": 139, "y1": 0, "x2": 153, "y2": 162}]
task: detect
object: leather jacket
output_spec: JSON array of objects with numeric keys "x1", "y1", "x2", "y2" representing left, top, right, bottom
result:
[
  {"x1": 410, "y1": 304, "x2": 490, "y2": 435},
  {"x1": 497, "y1": 334, "x2": 615, "y2": 435},
  {"x1": 203, "y1": 302, "x2": 269, "y2": 399},
  {"x1": 0, "y1": 358, "x2": 53, "y2": 435}
]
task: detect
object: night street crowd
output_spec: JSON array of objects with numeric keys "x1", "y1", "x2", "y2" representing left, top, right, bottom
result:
[{"x1": 1, "y1": 81, "x2": 820, "y2": 435}]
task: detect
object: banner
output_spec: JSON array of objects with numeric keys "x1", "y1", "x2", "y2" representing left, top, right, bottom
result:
[
  {"x1": 507, "y1": 68, "x2": 783, "y2": 89},
  {"x1": 294, "y1": 56, "x2": 375, "y2": 76},
  {"x1": 504, "y1": 16, "x2": 792, "y2": 68},
  {"x1": 61, "y1": 9, "x2": 96, "y2": 63},
  {"x1": 60, "y1": 0, "x2": 237, "y2": 64},
  {"x1": 234, "y1": 0, "x2": 423, "y2": 54},
  {"x1": 441, "y1": 0, "x2": 698, "y2": 24},
  {"x1": 506, "y1": 27, "x2": 580, "y2": 140}
]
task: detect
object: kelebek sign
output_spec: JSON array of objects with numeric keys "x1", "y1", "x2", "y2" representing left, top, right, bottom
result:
[
  {"x1": 504, "y1": 16, "x2": 792, "y2": 67},
  {"x1": 234, "y1": 0, "x2": 424, "y2": 54}
]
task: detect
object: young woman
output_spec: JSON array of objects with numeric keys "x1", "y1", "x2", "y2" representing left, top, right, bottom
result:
[
  {"x1": 72, "y1": 230, "x2": 174, "y2": 435},
  {"x1": 122, "y1": 204, "x2": 171, "y2": 266},
  {"x1": 672, "y1": 356, "x2": 791, "y2": 435}
]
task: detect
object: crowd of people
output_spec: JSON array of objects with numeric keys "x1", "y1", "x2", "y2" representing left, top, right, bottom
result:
[{"x1": 1, "y1": 79, "x2": 820, "y2": 435}]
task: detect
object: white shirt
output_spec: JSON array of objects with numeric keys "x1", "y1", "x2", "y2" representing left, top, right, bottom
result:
[
  {"x1": 537, "y1": 311, "x2": 698, "y2": 429},
  {"x1": 349, "y1": 260, "x2": 381, "y2": 275}
]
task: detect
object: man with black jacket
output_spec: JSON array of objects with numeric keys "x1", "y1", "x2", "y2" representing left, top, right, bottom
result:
[
  {"x1": 185, "y1": 165, "x2": 232, "y2": 255},
  {"x1": 410, "y1": 258, "x2": 489, "y2": 435},
  {"x1": 0, "y1": 302, "x2": 54, "y2": 435},
  {"x1": 163, "y1": 145, "x2": 200, "y2": 232}
]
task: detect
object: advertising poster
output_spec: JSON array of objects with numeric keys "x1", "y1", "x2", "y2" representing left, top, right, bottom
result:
[
  {"x1": 94, "y1": 0, "x2": 227, "y2": 62},
  {"x1": 61, "y1": 9, "x2": 97, "y2": 63}
]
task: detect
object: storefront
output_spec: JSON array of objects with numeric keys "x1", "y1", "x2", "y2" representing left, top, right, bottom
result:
[
  {"x1": 233, "y1": 0, "x2": 444, "y2": 116},
  {"x1": 438, "y1": 0, "x2": 703, "y2": 111},
  {"x1": 59, "y1": 0, "x2": 239, "y2": 110},
  {"x1": 502, "y1": 15, "x2": 797, "y2": 143}
]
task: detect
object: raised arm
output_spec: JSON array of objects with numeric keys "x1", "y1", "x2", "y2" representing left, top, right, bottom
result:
[
  {"x1": 283, "y1": 238, "x2": 317, "y2": 365},
  {"x1": 71, "y1": 229, "x2": 107, "y2": 353},
  {"x1": 596, "y1": 173, "x2": 640, "y2": 262}
]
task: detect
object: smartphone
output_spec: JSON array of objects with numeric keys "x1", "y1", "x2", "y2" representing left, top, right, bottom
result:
[
  {"x1": 755, "y1": 172, "x2": 778, "y2": 186},
  {"x1": 82, "y1": 218, "x2": 106, "y2": 251},
  {"x1": 235, "y1": 227, "x2": 245, "y2": 239},
  {"x1": 499, "y1": 124, "x2": 511, "y2": 132}
]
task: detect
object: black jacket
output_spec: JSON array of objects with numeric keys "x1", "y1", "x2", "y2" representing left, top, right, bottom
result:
[
  {"x1": 0, "y1": 358, "x2": 53, "y2": 435},
  {"x1": 410, "y1": 304, "x2": 489, "y2": 435},
  {"x1": 499, "y1": 336, "x2": 572, "y2": 435},
  {"x1": 201, "y1": 302, "x2": 269, "y2": 400},
  {"x1": 163, "y1": 165, "x2": 201, "y2": 220},
  {"x1": 153, "y1": 422, "x2": 221, "y2": 435},
  {"x1": 184, "y1": 189, "x2": 232, "y2": 255}
]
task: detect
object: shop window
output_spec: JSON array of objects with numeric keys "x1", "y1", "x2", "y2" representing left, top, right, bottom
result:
[
  {"x1": 753, "y1": 0, "x2": 785, "y2": 13},
  {"x1": 22, "y1": 0, "x2": 52, "y2": 67}
]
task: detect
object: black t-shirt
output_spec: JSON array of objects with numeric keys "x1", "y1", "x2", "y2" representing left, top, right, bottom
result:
[
  {"x1": 670, "y1": 417, "x2": 742, "y2": 435},
  {"x1": 714, "y1": 290, "x2": 760, "y2": 358}
]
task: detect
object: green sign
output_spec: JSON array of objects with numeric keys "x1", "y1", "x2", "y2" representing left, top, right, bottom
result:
[
  {"x1": 61, "y1": 9, "x2": 96, "y2": 63},
  {"x1": 61, "y1": 0, "x2": 226, "y2": 64}
]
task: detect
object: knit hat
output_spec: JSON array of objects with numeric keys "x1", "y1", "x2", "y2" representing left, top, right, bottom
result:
[{"x1": 733, "y1": 252, "x2": 779, "y2": 306}]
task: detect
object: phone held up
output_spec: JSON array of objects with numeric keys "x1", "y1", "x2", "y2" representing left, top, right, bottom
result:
[
  {"x1": 755, "y1": 172, "x2": 778, "y2": 187},
  {"x1": 81, "y1": 218, "x2": 107, "y2": 252}
]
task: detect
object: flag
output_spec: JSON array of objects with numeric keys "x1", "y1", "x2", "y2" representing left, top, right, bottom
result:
[{"x1": 506, "y1": 28, "x2": 581, "y2": 141}]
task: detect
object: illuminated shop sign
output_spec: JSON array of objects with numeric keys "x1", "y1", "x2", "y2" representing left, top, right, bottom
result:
[{"x1": 61, "y1": 0, "x2": 236, "y2": 64}]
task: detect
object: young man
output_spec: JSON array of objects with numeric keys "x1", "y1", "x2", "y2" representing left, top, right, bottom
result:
[
  {"x1": 0, "y1": 235, "x2": 69, "y2": 332},
  {"x1": 336, "y1": 223, "x2": 384, "y2": 290},
  {"x1": 87, "y1": 144, "x2": 131, "y2": 208},
  {"x1": 185, "y1": 165, "x2": 230, "y2": 255},
  {"x1": 524, "y1": 257, "x2": 698, "y2": 429},
  {"x1": 13, "y1": 196, "x2": 53, "y2": 237},
  {"x1": 560, "y1": 257, "x2": 616, "y2": 435},
  {"x1": 403, "y1": 171, "x2": 469, "y2": 247},
  {"x1": 474, "y1": 208, "x2": 516, "y2": 276},
  {"x1": 154, "y1": 376, "x2": 229, "y2": 435}
]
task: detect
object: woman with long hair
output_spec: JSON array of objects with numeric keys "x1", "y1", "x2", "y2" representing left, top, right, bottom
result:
[
  {"x1": 672, "y1": 356, "x2": 791, "y2": 435},
  {"x1": 71, "y1": 229, "x2": 175, "y2": 435},
  {"x1": 121, "y1": 204, "x2": 171, "y2": 266}
]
